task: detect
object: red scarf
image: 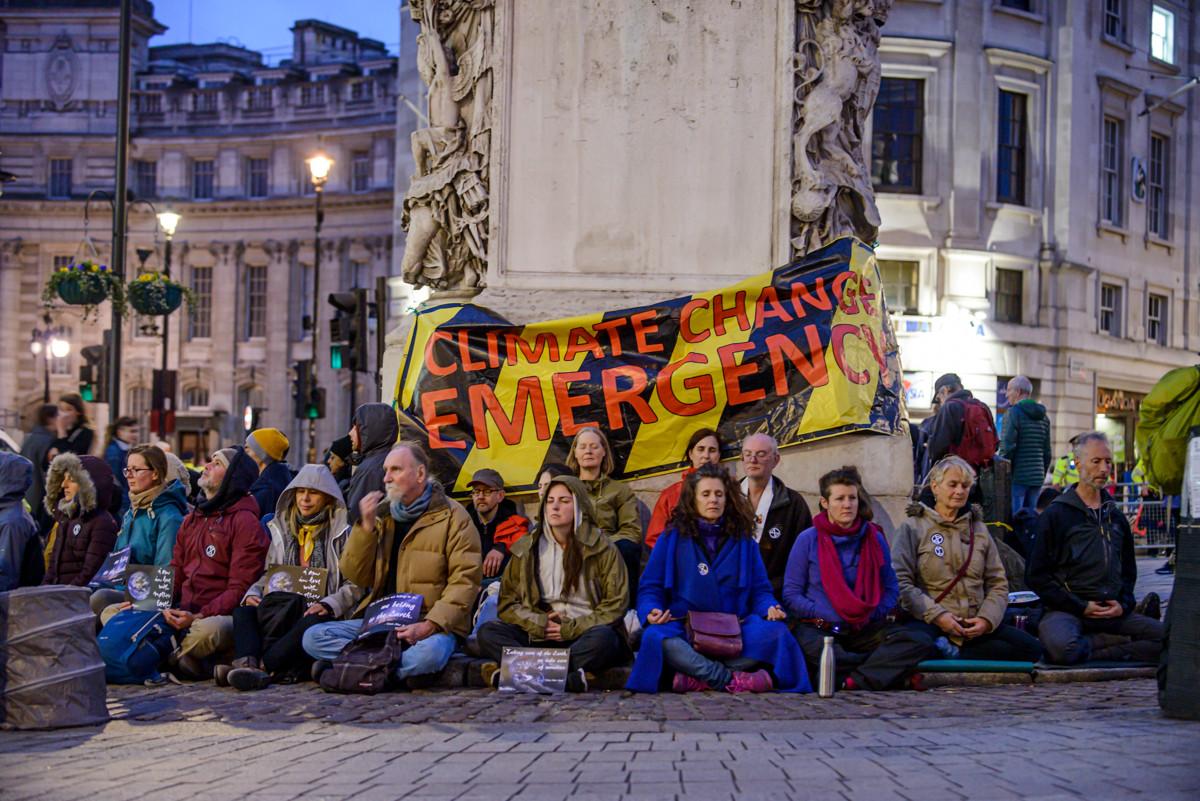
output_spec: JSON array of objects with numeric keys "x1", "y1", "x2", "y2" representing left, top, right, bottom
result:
[{"x1": 814, "y1": 511, "x2": 884, "y2": 629}]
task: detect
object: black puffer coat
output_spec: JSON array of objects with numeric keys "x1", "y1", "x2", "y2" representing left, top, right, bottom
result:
[{"x1": 42, "y1": 453, "x2": 119, "y2": 586}]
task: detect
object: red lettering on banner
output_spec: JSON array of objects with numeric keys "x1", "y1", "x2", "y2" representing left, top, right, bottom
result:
[
  {"x1": 656, "y1": 352, "x2": 716, "y2": 416},
  {"x1": 503, "y1": 331, "x2": 560, "y2": 366},
  {"x1": 456, "y1": 329, "x2": 487, "y2": 371},
  {"x1": 630, "y1": 310, "x2": 664, "y2": 354},
  {"x1": 832, "y1": 272, "x2": 860, "y2": 315},
  {"x1": 717, "y1": 341, "x2": 765, "y2": 405},
  {"x1": 551, "y1": 371, "x2": 592, "y2": 436},
  {"x1": 424, "y1": 331, "x2": 457, "y2": 377},
  {"x1": 468, "y1": 377, "x2": 550, "y2": 449},
  {"x1": 592, "y1": 318, "x2": 627, "y2": 357},
  {"x1": 831, "y1": 324, "x2": 869, "y2": 385},
  {"x1": 485, "y1": 330, "x2": 502, "y2": 369},
  {"x1": 753, "y1": 286, "x2": 794, "y2": 327},
  {"x1": 790, "y1": 277, "x2": 833, "y2": 318},
  {"x1": 680, "y1": 298, "x2": 710, "y2": 343},
  {"x1": 601, "y1": 365, "x2": 658, "y2": 431},
  {"x1": 712, "y1": 291, "x2": 750, "y2": 336},
  {"x1": 859, "y1": 323, "x2": 886, "y2": 371},
  {"x1": 421, "y1": 387, "x2": 466, "y2": 450},
  {"x1": 765, "y1": 327, "x2": 829, "y2": 395},
  {"x1": 564, "y1": 327, "x2": 605, "y2": 360}
]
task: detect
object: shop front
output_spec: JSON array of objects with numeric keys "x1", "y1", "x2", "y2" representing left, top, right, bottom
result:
[{"x1": 1095, "y1": 387, "x2": 1146, "y2": 478}]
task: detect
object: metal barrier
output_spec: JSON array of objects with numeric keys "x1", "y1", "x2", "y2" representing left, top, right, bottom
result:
[{"x1": 1114, "y1": 482, "x2": 1177, "y2": 554}]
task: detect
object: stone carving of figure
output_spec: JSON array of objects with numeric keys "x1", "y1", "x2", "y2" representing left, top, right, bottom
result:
[
  {"x1": 791, "y1": 0, "x2": 892, "y2": 255},
  {"x1": 401, "y1": 0, "x2": 494, "y2": 294}
]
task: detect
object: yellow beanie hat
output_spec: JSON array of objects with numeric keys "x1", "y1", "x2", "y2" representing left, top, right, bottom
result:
[{"x1": 246, "y1": 427, "x2": 290, "y2": 463}]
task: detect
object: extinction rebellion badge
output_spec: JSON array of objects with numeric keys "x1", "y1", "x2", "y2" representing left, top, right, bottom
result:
[
  {"x1": 697, "y1": 563, "x2": 710, "y2": 576},
  {"x1": 768, "y1": 526, "x2": 782, "y2": 540},
  {"x1": 205, "y1": 544, "x2": 217, "y2": 558},
  {"x1": 933, "y1": 545, "x2": 945, "y2": 558},
  {"x1": 72, "y1": 523, "x2": 81, "y2": 536}
]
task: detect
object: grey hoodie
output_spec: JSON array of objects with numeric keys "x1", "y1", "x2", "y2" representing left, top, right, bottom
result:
[
  {"x1": 345, "y1": 403, "x2": 399, "y2": 526},
  {"x1": 244, "y1": 464, "x2": 364, "y2": 618}
]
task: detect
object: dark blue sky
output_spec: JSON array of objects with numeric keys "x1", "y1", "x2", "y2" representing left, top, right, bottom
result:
[{"x1": 151, "y1": 0, "x2": 402, "y2": 62}]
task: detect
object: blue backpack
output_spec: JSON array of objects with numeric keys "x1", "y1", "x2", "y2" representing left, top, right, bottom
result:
[{"x1": 97, "y1": 610, "x2": 177, "y2": 684}]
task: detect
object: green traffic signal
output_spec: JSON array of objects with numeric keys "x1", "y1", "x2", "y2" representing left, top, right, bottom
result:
[
  {"x1": 79, "y1": 384, "x2": 94, "y2": 402},
  {"x1": 330, "y1": 344, "x2": 344, "y2": 370}
]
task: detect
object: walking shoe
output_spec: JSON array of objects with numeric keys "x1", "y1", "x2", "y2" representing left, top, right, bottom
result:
[
  {"x1": 671, "y1": 672, "x2": 709, "y2": 693},
  {"x1": 1135, "y1": 592, "x2": 1162, "y2": 621},
  {"x1": 725, "y1": 669, "x2": 774, "y2": 694},
  {"x1": 311, "y1": 659, "x2": 332, "y2": 683},
  {"x1": 566, "y1": 668, "x2": 590, "y2": 693},
  {"x1": 213, "y1": 664, "x2": 233, "y2": 687},
  {"x1": 228, "y1": 666, "x2": 271, "y2": 691},
  {"x1": 1155, "y1": 560, "x2": 1175, "y2": 575}
]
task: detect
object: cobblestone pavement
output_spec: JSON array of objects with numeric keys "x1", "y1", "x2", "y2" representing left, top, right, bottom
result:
[{"x1": 2, "y1": 679, "x2": 1197, "y2": 801}]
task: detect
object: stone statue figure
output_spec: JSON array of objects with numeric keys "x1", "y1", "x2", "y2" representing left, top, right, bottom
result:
[
  {"x1": 791, "y1": 0, "x2": 892, "y2": 255},
  {"x1": 401, "y1": 0, "x2": 494, "y2": 294}
]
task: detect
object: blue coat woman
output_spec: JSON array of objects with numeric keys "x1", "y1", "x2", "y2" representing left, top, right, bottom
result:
[{"x1": 626, "y1": 464, "x2": 810, "y2": 694}]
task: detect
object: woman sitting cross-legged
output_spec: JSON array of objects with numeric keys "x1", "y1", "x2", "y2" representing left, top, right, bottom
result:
[
  {"x1": 475, "y1": 474, "x2": 630, "y2": 692},
  {"x1": 783, "y1": 466, "x2": 931, "y2": 690},
  {"x1": 893, "y1": 455, "x2": 1043, "y2": 662},
  {"x1": 219, "y1": 464, "x2": 363, "y2": 690},
  {"x1": 626, "y1": 463, "x2": 810, "y2": 694}
]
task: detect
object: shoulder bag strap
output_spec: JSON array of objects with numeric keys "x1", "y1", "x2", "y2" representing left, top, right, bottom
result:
[{"x1": 933, "y1": 526, "x2": 976, "y2": 605}]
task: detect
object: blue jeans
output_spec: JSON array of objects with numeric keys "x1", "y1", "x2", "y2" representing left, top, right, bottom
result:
[
  {"x1": 661, "y1": 636, "x2": 758, "y2": 689},
  {"x1": 302, "y1": 620, "x2": 457, "y2": 681},
  {"x1": 1011, "y1": 484, "x2": 1040, "y2": 516}
]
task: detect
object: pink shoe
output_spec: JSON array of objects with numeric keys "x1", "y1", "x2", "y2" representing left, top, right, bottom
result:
[
  {"x1": 671, "y1": 672, "x2": 710, "y2": 693},
  {"x1": 725, "y1": 669, "x2": 774, "y2": 693}
]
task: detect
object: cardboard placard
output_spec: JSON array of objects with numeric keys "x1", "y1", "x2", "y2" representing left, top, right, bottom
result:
[
  {"x1": 124, "y1": 564, "x2": 174, "y2": 611},
  {"x1": 262, "y1": 564, "x2": 328, "y2": 602},
  {"x1": 90, "y1": 547, "x2": 131, "y2": 587},
  {"x1": 359, "y1": 593, "x2": 423, "y2": 635},
  {"x1": 499, "y1": 647, "x2": 570, "y2": 694}
]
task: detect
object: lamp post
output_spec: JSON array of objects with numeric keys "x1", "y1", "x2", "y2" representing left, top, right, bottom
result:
[
  {"x1": 30, "y1": 313, "x2": 70, "y2": 404},
  {"x1": 155, "y1": 209, "x2": 180, "y2": 439},
  {"x1": 305, "y1": 151, "x2": 332, "y2": 463}
]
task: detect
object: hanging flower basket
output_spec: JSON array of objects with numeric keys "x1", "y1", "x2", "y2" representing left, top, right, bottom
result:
[
  {"x1": 42, "y1": 260, "x2": 126, "y2": 320},
  {"x1": 128, "y1": 272, "x2": 191, "y2": 315}
]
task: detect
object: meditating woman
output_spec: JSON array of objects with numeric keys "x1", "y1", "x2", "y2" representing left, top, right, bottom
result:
[
  {"x1": 892, "y1": 455, "x2": 1043, "y2": 662},
  {"x1": 627, "y1": 463, "x2": 810, "y2": 693},
  {"x1": 476, "y1": 474, "x2": 630, "y2": 691},
  {"x1": 783, "y1": 466, "x2": 930, "y2": 690},
  {"x1": 645, "y1": 428, "x2": 724, "y2": 549}
]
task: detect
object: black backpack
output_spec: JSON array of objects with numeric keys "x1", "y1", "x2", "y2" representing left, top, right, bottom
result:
[{"x1": 318, "y1": 629, "x2": 405, "y2": 695}]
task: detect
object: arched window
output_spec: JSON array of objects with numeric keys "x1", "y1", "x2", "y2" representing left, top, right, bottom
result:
[{"x1": 182, "y1": 386, "x2": 210, "y2": 410}]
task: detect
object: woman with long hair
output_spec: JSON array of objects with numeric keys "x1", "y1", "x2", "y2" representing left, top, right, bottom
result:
[
  {"x1": 51, "y1": 393, "x2": 94, "y2": 458},
  {"x1": 567, "y1": 427, "x2": 643, "y2": 604},
  {"x1": 645, "y1": 428, "x2": 723, "y2": 549},
  {"x1": 626, "y1": 463, "x2": 810, "y2": 693}
]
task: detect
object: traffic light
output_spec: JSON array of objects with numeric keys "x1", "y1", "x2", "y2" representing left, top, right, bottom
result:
[
  {"x1": 328, "y1": 289, "x2": 369, "y2": 372},
  {"x1": 306, "y1": 387, "x2": 326, "y2": 420},
  {"x1": 292, "y1": 359, "x2": 326, "y2": 420},
  {"x1": 79, "y1": 332, "x2": 111, "y2": 404}
]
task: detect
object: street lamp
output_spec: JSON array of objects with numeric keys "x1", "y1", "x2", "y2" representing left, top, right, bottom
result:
[
  {"x1": 305, "y1": 150, "x2": 333, "y2": 463},
  {"x1": 30, "y1": 313, "x2": 69, "y2": 403},
  {"x1": 155, "y1": 207, "x2": 181, "y2": 439}
]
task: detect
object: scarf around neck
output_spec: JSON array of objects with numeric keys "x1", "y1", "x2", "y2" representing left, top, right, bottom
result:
[
  {"x1": 813, "y1": 511, "x2": 884, "y2": 629},
  {"x1": 290, "y1": 507, "x2": 330, "y2": 568},
  {"x1": 390, "y1": 481, "x2": 433, "y2": 524},
  {"x1": 129, "y1": 481, "x2": 166, "y2": 512}
]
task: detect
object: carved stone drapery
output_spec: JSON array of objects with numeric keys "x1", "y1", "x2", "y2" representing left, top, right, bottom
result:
[
  {"x1": 400, "y1": 0, "x2": 494, "y2": 296},
  {"x1": 790, "y1": 0, "x2": 892, "y2": 256}
]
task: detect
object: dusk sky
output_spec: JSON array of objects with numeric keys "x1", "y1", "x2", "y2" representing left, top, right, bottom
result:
[{"x1": 151, "y1": 0, "x2": 402, "y2": 62}]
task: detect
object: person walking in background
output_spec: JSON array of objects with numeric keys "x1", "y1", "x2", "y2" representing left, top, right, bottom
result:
[
  {"x1": 344, "y1": 403, "x2": 400, "y2": 527},
  {"x1": 41, "y1": 453, "x2": 119, "y2": 587},
  {"x1": 103, "y1": 416, "x2": 139, "y2": 518},
  {"x1": 998, "y1": 376, "x2": 1052, "y2": 516},
  {"x1": 646, "y1": 428, "x2": 724, "y2": 549},
  {"x1": 0, "y1": 452, "x2": 43, "y2": 591},
  {"x1": 20, "y1": 403, "x2": 58, "y2": 535},
  {"x1": 244, "y1": 428, "x2": 293, "y2": 521},
  {"x1": 51, "y1": 393, "x2": 95, "y2": 458}
]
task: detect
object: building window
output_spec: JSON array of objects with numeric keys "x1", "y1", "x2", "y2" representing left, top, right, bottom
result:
[
  {"x1": 188, "y1": 266, "x2": 212, "y2": 339},
  {"x1": 1103, "y1": 0, "x2": 1126, "y2": 41},
  {"x1": 1151, "y1": 5, "x2": 1175, "y2": 64},
  {"x1": 1148, "y1": 134, "x2": 1169, "y2": 239},
  {"x1": 136, "y1": 92, "x2": 162, "y2": 114},
  {"x1": 53, "y1": 255, "x2": 72, "y2": 271},
  {"x1": 998, "y1": 0, "x2": 1033, "y2": 10},
  {"x1": 876, "y1": 259, "x2": 919, "y2": 315},
  {"x1": 871, "y1": 78, "x2": 924, "y2": 194},
  {"x1": 1100, "y1": 283, "x2": 1123, "y2": 337},
  {"x1": 133, "y1": 159, "x2": 156, "y2": 199},
  {"x1": 48, "y1": 158, "x2": 72, "y2": 198},
  {"x1": 182, "y1": 386, "x2": 210, "y2": 410},
  {"x1": 1101, "y1": 117, "x2": 1123, "y2": 226},
  {"x1": 994, "y1": 268, "x2": 1023, "y2": 324},
  {"x1": 352, "y1": 150, "x2": 371, "y2": 193},
  {"x1": 1147, "y1": 294, "x2": 1167, "y2": 345},
  {"x1": 191, "y1": 159, "x2": 214, "y2": 200},
  {"x1": 244, "y1": 265, "x2": 267, "y2": 339},
  {"x1": 191, "y1": 90, "x2": 219, "y2": 114},
  {"x1": 996, "y1": 91, "x2": 1027, "y2": 205},
  {"x1": 246, "y1": 87, "x2": 273, "y2": 111},
  {"x1": 349, "y1": 80, "x2": 374, "y2": 102},
  {"x1": 245, "y1": 157, "x2": 269, "y2": 198},
  {"x1": 299, "y1": 83, "x2": 325, "y2": 107}
]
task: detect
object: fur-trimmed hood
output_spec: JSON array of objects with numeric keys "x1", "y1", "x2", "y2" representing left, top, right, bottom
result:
[
  {"x1": 44, "y1": 453, "x2": 115, "y2": 519},
  {"x1": 904, "y1": 500, "x2": 983, "y2": 525}
]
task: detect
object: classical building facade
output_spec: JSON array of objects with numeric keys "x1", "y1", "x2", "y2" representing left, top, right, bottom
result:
[
  {"x1": 0, "y1": 0, "x2": 420, "y2": 459},
  {"x1": 874, "y1": 0, "x2": 1198, "y2": 472}
]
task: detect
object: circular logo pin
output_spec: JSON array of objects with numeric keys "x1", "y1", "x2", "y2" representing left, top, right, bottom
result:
[
  {"x1": 768, "y1": 526, "x2": 782, "y2": 540},
  {"x1": 933, "y1": 545, "x2": 945, "y2": 558},
  {"x1": 931, "y1": 533, "x2": 944, "y2": 546},
  {"x1": 205, "y1": 544, "x2": 217, "y2": 558},
  {"x1": 698, "y1": 562, "x2": 709, "y2": 576},
  {"x1": 72, "y1": 523, "x2": 81, "y2": 536}
]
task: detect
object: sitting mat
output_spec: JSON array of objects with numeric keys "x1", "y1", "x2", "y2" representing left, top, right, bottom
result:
[
  {"x1": 1034, "y1": 660, "x2": 1159, "y2": 670},
  {"x1": 916, "y1": 659, "x2": 1036, "y2": 673}
]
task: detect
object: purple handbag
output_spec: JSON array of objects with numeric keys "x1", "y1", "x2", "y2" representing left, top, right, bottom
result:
[{"x1": 685, "y1": 611, "x2": 743, "y2": 659}]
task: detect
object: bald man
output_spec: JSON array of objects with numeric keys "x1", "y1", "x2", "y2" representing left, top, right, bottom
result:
[{"x1": 739, "y1": 433, "x2": 812, "y2": 595}]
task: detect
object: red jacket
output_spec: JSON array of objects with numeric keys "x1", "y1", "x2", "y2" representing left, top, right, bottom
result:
[
  {"x1": 645, "y1": 469, "x2": 695, "y2": 550},
  {"x1": 170, "y1": 494, "x2": 268, "y2": 617}
]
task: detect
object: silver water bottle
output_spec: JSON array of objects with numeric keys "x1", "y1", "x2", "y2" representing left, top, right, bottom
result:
[{"x1": 818, "y1": 636, "x2": 836, "y2": 698}]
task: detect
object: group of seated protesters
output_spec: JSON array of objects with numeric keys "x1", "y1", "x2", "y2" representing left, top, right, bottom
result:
[{"x1": 2, "y1": 402, "x2": 1164, "y2": 696}]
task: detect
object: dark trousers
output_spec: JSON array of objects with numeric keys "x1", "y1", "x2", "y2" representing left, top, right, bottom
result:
[
  {"x1": 1038, "y1": 610, "x2": 1164, "y2": 665},
  {"x1": 793, "y1": 622, "x2": 932, "y2": 690},
  {"x1": 475, "y1": 619, "x2": 630, "y2": 677},
  {"x1": 906, "y1": 621, "x2": 1044, "y2": 662},
  {"x1": 613, "y1": 539, "x2": 641, "y2": 607},
  {"x1": 232, "y1": 594, "x2": 330, "y2": 678}
]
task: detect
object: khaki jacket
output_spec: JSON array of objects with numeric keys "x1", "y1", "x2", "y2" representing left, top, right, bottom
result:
[
  {"x1": 584, "y1": 474, "x2": 643, "y2": 546},
  {"x1": 498, "y1": 475, "x2": 628, "y2": 641},
  {"x1": 891, "y1": 503, "x2": 1008, "y2": 643},
  {"x1": 340, "y1": 483, "x2": 482, "y2": 638}
]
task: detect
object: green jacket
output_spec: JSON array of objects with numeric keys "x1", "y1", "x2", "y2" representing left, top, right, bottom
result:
[
  {"x1": 998, "y1": 399, "x2": 1052, "y2": 486},
  {"x1": 583, "y1": 474, "x2": 643, "y2": 546},
  {"x1": 498, "y1": 475, "x2": 629, "y2": 642}
]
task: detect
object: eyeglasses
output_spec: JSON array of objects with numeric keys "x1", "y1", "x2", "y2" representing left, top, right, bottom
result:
[
  {"x1": 470, "y1": 487, "x2": 499, "y2": 497},
  {"x1": 741, "y1": 451, "x2": 773, "y2": 462},
  {"x1": 123, "y1": 467, "x2": 155, "y2": 476}
]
